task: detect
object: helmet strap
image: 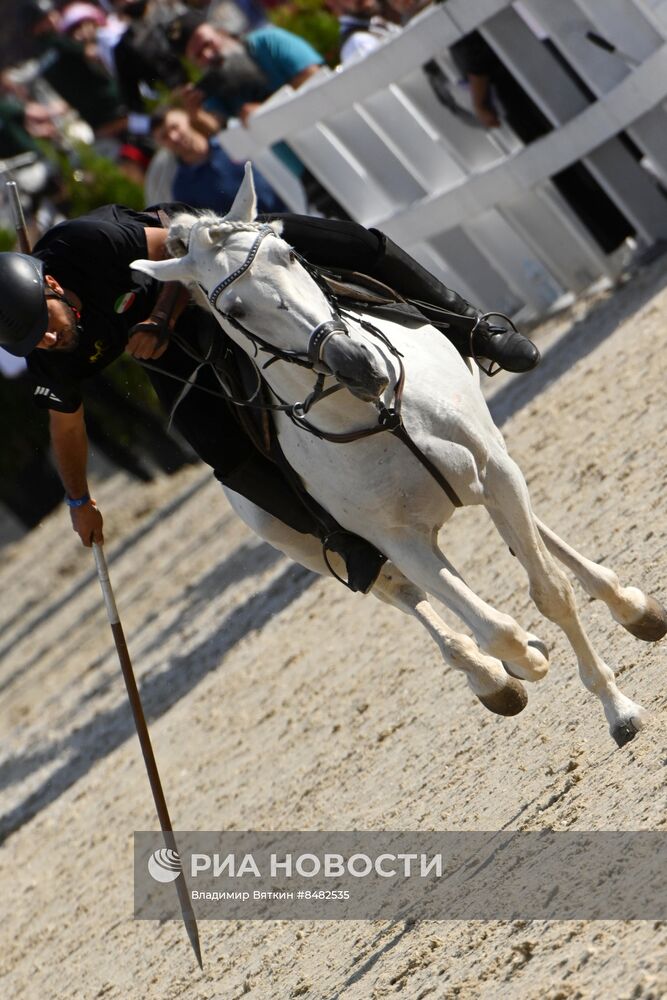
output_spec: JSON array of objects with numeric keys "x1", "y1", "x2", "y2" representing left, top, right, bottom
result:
[{"x1": 45, "y1": 288, "x2": 81, "y2": 320}]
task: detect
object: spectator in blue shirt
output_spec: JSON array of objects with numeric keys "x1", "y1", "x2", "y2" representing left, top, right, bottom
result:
[
  {"x1": 151, "y1": 105, "x2": 286, "y2": 215},
  {"x1": 167, "y1": 13, "x2": 322, "y2": 126},
  {"x1": 166, "y1": 12, "x2": 348, "y2": 216}
]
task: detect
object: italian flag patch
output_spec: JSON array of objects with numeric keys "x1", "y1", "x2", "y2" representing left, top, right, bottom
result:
[{"x1": 114, "y1": 291, "x2": 136, "y2": 313}]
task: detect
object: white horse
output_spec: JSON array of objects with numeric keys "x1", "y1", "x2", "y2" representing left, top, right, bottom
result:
[{"x1": 133, "y1": 165, "x2": 666, "y2": 747}]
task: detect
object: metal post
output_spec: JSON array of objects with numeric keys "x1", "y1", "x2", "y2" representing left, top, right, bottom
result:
[{"x1": 5, "y1": 180, "x2": 31, "y2": 253}]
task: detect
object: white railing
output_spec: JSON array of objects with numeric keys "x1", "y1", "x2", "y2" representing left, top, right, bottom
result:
[{"x1": 218, "y1": 0, "x2": 667, "y2": 319}]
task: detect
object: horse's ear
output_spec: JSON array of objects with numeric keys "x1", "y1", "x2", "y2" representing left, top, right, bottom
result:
[
  {"x1": 131, "y1": 257, "x2": 194, "y2": 283},
  {"x1": 224, "y1": 162, "x2": 257, "y2": 223},
  {"x1": 205, "y1": 224, "x2": 228, "y2": 245},
  {"x1": 167, "y1": 213, "x2": 198, "y2": 257}
]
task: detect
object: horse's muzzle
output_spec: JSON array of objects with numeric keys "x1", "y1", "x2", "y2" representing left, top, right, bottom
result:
[{"x1": 324, "y1": 335, "x2": 389, "y2": 402}]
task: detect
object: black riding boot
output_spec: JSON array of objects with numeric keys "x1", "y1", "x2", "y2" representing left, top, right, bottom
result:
[{"x1": 369, "y1": 233, "x2": 540, "y2": 373}]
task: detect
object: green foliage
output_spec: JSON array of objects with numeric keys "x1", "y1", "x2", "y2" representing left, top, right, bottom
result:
[
  {"x1": 0, "y1": 228, "x2": 15, "y2": 252},
  {"x1": 51, "y1": 141, "x2": 145, "y2": 217},
  {"x1": 103, "y1": 352, "x2": 161, "y2": 412},
  {"x1": 269, "y1": 0, "x2": 340, "y2": 64}
]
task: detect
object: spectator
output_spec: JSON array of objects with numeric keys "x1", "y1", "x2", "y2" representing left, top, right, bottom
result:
[
  {"x1": 0, "y1": 72, "x2": 63, "y2": 230},
  {"x1": 450, "y1": 28, "x2": 634, "y2": 253},
  {"x1": 93, "y1": 4, "x2": 128, "y2": 75},
  {"x1": 60, "y1": 3, "x2": 108, "y2": 65},
  {"x1": 24, "y1": 0, "x2": 127, "y2": 138},
  {"x1": 381, "y1": 0, "x2": 429, "y2": 25},
  {"x1": 0, "y1": 88, "x2": 43, "y2": 164},
  {"x1": 116, "y1": 140, "x2": 151, "y2": 186},
  {"x1": 151, "y1": 105, "x2": 286, "y2": 213},
  {"x1": 190, "y1": 0, "x2": 267, "y2": 34},
  {"x1": 167, "y1": 13, "x2": 323, "y2": 125},
  {"x1": 325, "y1": 0, "x2": 401, "y2": 65},
  {"x1": 112, "y1": 0, "x2": 187, "y2": 136},
  {"x1": 59, "y1": 2, "x2": 127, "y2": 75},
  {"x1": 166, "y1": 12, "x2": 348, "y2": 216}
]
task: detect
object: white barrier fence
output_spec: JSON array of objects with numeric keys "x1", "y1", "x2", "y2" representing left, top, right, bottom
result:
[{"x1": 219, "y1": 0, "x2": 667, "y2": 320}]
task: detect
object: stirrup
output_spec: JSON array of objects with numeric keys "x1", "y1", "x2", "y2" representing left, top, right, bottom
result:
[
  {"x1": 469, "y1": 311, "x2": 520, "y2": 377},
  {"x1": 322, "y1": 530, "x2": 387, "y2": 593}
]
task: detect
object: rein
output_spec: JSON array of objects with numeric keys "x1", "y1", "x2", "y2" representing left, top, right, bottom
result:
[{"x1": 280, "y1": 310, "x2": 463, "y2": 509}]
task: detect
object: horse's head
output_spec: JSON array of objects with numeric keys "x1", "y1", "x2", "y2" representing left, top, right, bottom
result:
[{"x1": 131, "y1": 164, "x2": 389, "y2": 402}]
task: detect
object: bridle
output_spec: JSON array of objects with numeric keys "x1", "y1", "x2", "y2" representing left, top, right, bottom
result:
[
  {"x1": 201, "y1": 224, "x2": 410, "y2": 431},
  {"x1": 147, "y1": 220, "x2": 463, "y2": 509},
  {"x1": 206, "y1": 223, "x2": 350, "y2": 377}
]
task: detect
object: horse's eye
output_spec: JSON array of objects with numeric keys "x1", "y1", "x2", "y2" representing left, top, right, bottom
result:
[
  {"x1": 227, "y1": 300, "x2": 246, "y2": 320},
  {"x1": 288, "y1": 249, "x2": 297, "y2": 264}
]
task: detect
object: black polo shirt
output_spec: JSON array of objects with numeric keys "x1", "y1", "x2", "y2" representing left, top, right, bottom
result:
[{"x1": 27, "y1": 204, "x2": 162, "y2": 413}]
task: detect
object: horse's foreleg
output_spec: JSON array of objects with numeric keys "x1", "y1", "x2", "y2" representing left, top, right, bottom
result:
[
  {"x1": 535, "y1": 518, "x2": 667, "y2": 642},
  {"x1": 379, "y1": 535, "x2": 549, "y2": 683},
  {"x1": 372, "y1": 565, "x2": 527, "y2": 716},
  {"x1": 225, "y1": 489, "x2": 526, "y2": 716},
  {"x1": 484, "y1": 458, "x2": 647, "y2": 746}
]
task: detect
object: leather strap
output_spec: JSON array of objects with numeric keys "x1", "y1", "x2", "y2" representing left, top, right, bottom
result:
[{"x1": 307, "y1": 318, "x2": 348, "y2": 370}]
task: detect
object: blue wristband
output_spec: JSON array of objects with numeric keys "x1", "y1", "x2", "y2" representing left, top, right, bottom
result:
[{"x1": 65, "y1": 493, "x2": 90, "y2": 509}]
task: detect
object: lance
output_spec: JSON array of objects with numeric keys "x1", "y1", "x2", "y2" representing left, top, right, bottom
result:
[
  {"x1": 5, "y1": 179, "x2": 202, "y2": 968},
  {"x1": 92, "y1": 543, "x2": 203, "y2": 969}
]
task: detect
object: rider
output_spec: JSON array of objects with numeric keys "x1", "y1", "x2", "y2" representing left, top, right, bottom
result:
[{"x1": 0, "y1": 205, "x2": 539, "y2": 592}]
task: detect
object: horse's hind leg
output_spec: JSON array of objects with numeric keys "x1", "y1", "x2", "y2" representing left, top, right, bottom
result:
[
  {"x1": 484, "y1": 456, "x2": 646, "y2": 746},
  {"x1": 535, "y1": 518, "x2": 667, "y2": 642},
  {"x1": 373, "y1": 565, "x2": 527, "y2": 716}
]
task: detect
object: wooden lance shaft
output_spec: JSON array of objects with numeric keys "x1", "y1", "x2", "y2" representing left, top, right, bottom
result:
[
  {"x1": 93, "y1": 543, "x2": 203, "y2": 969},
  {"x1": 3, "y1": 181, "x2": 202, "y2": 968}
]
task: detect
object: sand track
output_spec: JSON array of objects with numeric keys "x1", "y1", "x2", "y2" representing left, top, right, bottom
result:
[{"x1": 2, "y1": 259, "x2": 667, "y2": 999}]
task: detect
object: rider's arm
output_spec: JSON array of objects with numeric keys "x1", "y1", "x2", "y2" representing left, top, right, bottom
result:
[
  {"x1": 49, "y1": 406, "x2": 104, "y2": 547},
  {"x1": 127, "y1": 227, "x2": 190, "y2": 360},
  {"x1": 467, "y1": 73, "x2": 500, "y2": 128}
]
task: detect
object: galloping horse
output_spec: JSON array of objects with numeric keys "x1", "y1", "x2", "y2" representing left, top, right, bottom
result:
[{"x1": 132, "y1": 165, "x2": 666, "y2": 747}]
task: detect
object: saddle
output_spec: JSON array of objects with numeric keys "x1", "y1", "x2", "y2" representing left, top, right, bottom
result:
[
  {"x1": 317, "y1": 267, "x2": 405, "y2": 306},
  {"x1": 314, "y1": 266, "x2": 452, "y2": 330}
]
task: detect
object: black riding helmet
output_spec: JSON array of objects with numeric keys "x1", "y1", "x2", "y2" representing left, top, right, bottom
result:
[{"x1": 0, "y1": 253, "x2": 48, "y2": 357}]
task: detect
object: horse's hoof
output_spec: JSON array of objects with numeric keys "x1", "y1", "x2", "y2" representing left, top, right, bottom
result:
[
  {"x1": 502, "y1": 635, "x2": 549, "y2": 682},
  {"x1": 623, "y1": 597, "x2": 667, "y2": 642},
  {"x1": 478, "y1": 677, "x2": 528, "y2": 717},
  {"x1": 611, "y1": 718, "x2": 641, "y2": 748},
  {"x1": 527, "y1": 635, "x2": 549, "y2": 661}
]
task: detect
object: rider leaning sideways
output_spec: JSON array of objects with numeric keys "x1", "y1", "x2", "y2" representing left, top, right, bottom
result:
[{"x1": 0, "y1": 204, "x2": 539, "y2": 592}]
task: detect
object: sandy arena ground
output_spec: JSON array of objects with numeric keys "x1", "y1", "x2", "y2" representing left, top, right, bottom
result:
[{"x1": 2, "y1": 257, "x2": 667, "y2": 999}]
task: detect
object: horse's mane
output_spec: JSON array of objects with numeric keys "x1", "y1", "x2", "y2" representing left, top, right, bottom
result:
[
  {"x1": 167, "y1": 211, "x2": 283, "y2": 259},
  {"x1": 164, "y1": 211, "x2": 286, "y2": 313}
]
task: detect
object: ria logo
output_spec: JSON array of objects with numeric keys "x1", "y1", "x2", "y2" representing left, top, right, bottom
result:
[{"x1": 148, "y1": 848, "x2": 182, "y2": 883}]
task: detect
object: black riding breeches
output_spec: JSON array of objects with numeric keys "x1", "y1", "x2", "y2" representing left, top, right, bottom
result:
[
  {"x1": 258, "y1": 213, "x2": 482, "y2": 354},
  {"x1": 143, "y1": 311, "x2": 345, "y2": 539}
]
